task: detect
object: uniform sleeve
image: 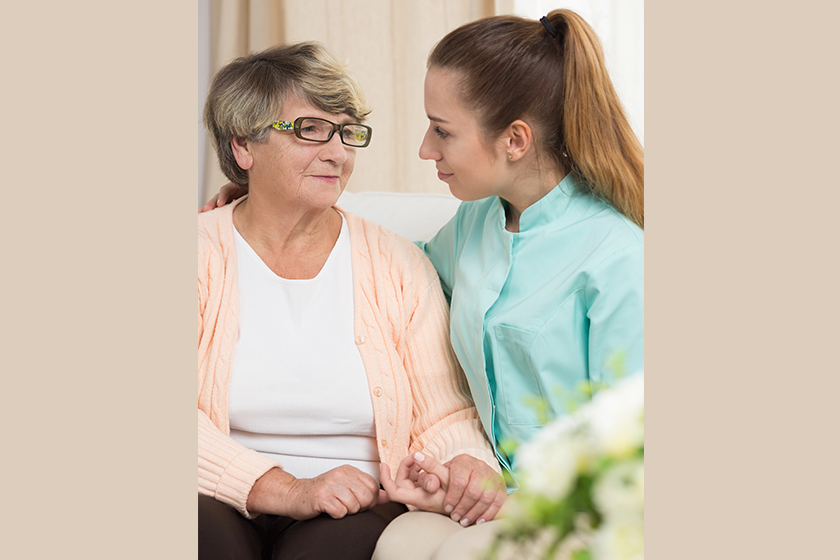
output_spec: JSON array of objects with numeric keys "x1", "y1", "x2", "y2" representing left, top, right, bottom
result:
[
  {"x1": 401, "y1": 254, "x2": 500, "y2": 473},
  {"x1": 584, "y1": 243, "x2": 645, "y2": 388}
]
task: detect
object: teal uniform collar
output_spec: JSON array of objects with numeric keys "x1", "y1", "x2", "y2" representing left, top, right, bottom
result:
[{"x1": 494, "y1": 173, "x2": 589, "y2": 232}]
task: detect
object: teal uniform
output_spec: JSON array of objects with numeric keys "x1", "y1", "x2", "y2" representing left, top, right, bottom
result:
[{"x1": 419, "y1": 174, "x2": 644, "y2": 482}]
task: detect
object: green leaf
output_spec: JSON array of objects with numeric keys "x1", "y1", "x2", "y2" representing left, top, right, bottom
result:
[{"x1": 571, "y1": 549, "x2": 592, "y2": 560}]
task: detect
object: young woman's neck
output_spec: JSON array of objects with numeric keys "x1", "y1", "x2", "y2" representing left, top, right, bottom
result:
[{"x1": 502, "y1": 159, "x2": 566, "y2": 233}]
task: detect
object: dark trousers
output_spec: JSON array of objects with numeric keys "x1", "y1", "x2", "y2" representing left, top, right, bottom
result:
[{"x1": 199, "y1": 494, "x2": 408, "y2": 560}]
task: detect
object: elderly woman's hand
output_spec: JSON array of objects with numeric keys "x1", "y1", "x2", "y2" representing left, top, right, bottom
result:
[
  {"x1": 413, "y1": 453, "x2": 506, "y2": 526},
  {"x1": 199, "y1": 182, "x2": 247, "y2": 213},
  {"x1": 247, "y1": 466, "x2": 388, "y2": 520}
]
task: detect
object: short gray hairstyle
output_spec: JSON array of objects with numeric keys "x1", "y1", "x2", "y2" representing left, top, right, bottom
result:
[{"x1": 203, "y1": 42, "x2": 370, "y2": 187}]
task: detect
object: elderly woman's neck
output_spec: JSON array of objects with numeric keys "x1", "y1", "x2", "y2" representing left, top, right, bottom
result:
[{"x1": 232, "y1": 191, "x2": 342, "y2": 279}]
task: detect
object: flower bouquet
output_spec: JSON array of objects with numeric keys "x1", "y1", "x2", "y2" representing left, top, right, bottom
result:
[{"x1": 488, "y1": 374, "x2": 644, "y2": 560}]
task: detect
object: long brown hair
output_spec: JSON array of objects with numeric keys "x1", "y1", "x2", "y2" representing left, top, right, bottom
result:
[{"x1": 428, "y1": 10, "x2": 644, "y2": 228}]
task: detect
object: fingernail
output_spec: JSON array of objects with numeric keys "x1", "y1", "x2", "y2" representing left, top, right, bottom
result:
[
  {"x1": 451, "y1": 513, "x2": 461, "y2": 522},
  {"x1": 425, "y1": 480, "x2": 433, "y2": 491},
  {"x1": 477, "y1": 519, "x2": 486, "y2": 525},
  {"x1": 460, "y1": 518, "x2": 470, "y2": 527},
  {"x1": 414, "y1": 451, "x2": 425, "y2": 462},
  {"x1": 445, "y1": 504, "x2": 453, "y2": 513}
]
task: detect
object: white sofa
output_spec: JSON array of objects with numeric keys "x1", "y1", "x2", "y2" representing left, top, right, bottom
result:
[{"x1": 336, "y1": 190, "x2": 461, "y2": 242}]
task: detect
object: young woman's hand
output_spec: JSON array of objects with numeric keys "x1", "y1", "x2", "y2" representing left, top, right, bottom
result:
[{"x1": 199, "y1": 183, "x2": 247, "y2": 213}]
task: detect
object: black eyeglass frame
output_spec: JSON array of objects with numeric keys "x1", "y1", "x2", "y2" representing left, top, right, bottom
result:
[{"x1": 271, "y1": 117, "x2": 372, "y2": 148}]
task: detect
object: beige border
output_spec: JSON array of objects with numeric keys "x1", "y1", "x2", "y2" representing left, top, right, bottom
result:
[
  {"x1": 9, "y1": 1, "x2": 839, "y2": 559},
  {"x1": 648, "y1": 1, "x2": 840, "y2": 559},
  {"x1": 4, "y1": 1, "x2": 196, "y2": 558}
]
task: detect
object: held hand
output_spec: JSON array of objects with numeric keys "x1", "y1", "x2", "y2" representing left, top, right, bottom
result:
[
  {"x1": 439, "y1": 454, "x2": 506, "y2": 526},
  {"x1": 248, "y1": 465, "x2": 388, "y2": 520},
  {"x1": 380, "y1": 452, "x2": 450, "y2": 513},
  {"x1": 413, "y1": 464, "x2": 442, "y2": 494},
  {"x1": 199, "y1": 182, "x2": 247, "y2": 213}
]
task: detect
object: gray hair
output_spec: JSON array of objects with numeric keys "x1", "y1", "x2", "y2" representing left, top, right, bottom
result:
[{"x1": 203, "y1": 42, "x2": 370, "y2": 187}]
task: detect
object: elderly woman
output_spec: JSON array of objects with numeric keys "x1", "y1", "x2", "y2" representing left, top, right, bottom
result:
[{"x1": 198, "y1": 42, "x2": 502, "y2": 560}]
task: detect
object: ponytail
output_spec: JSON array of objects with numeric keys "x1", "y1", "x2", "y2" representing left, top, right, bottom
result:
[
  {"x1": 428, "y1": 10, "x2": 644, "y2": 228},
  {"x1": 551, "y1": 10, "x2": 644, "y2": 228}
]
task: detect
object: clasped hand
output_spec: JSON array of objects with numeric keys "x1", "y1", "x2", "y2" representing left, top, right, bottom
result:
[
  {"x1": 247, "y1": 465, "x2": 388, "y2": 520},
  {"x1": 380, "y1": 452, "x2": 506, "y2": 526}
]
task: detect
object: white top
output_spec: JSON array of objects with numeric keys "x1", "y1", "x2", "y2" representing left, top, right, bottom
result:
[{"x1": 228, "y1": 213, "x2": 379, "y2": 481}]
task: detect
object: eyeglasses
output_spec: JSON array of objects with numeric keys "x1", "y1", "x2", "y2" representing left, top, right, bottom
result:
[{"x1": 271, "y1": 117, "x2": 372, "y2": 148}]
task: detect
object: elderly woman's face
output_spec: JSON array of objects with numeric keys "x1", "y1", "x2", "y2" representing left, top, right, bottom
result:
[{"x1": 243, "y1": 96, "x2": 356, "y2": 209}]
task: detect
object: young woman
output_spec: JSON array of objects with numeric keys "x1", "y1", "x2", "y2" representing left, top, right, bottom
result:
[
  {"x1": 377, "y1": 9, "x2": 643, "y2": 559},
  {"x1": 204, "y1": 10, "x2": 643, "y2": 558}
]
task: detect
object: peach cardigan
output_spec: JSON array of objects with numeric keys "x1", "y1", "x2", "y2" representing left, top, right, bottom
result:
[{"x1": 198, "y1": 198, "x2": 499, "y2": 517}]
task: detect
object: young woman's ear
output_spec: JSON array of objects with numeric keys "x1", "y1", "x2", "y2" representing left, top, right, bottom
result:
[
  {"x1": 231, "y1": 137, "x2": 254, "y2": 170},
  {"x1": 504, "y1": 120, "x2": 533, "y2": 162}
]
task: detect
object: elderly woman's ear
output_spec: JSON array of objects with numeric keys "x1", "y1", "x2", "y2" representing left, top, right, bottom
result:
[{"x1": 231, "y1": 137, "x2": 254, "y2": 170}]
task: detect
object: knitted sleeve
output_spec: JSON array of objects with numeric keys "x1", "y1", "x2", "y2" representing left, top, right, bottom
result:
[
  {"x1": 399, "y1": 245, "x2": 500, "y2": 472},
  {"x1": 198, "y1": 409, "x2": 281, "y2": 519},
  {"x1": 197, "y1": 213, "x2": 282, "y2": 519}
]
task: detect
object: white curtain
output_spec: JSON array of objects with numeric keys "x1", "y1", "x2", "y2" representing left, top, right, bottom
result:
[
  {"x1": 514, "y1": 0, "x2": 644, "y2": 145},
  {"x1": 198, "y1": 0, "x2": 643, "y2": 206}
]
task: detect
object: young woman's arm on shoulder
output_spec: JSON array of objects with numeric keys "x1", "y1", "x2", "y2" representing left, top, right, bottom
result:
[{"x1": 199, "y1": 183, "x2": 247, "y2": 213}]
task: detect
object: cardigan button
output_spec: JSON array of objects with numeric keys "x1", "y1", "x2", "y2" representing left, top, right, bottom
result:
[
  {"x1": 381, "y1": 439, "x2": 388, "y2": 447},
  {"x1": 373, "y1": 387, "x2": 383, "y2": 397},
  {"x1": 356, "y1": 336, "x2": 365, "y2": 345}
]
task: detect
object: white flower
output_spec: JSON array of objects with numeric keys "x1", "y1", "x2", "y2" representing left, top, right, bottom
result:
[
  {"x1": 591, "y1": 517, "x2": 644, "y2": 560},
  {"x1": 586, "y1": 374, "x2": 644, "y2": 458},
  {"x1": 515, "y1": 424, "x2": 581, "y2": 501},
  {"x1": 493, "y1": 374, "x2": 645, "y2": 560},
  {"x1": 593, "y1": 458, "x2": 644, "y2": 520}
]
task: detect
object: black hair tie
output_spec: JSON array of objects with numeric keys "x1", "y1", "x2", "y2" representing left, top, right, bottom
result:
[{"x1": 540, "y1": 16, "x2": 558, "y2": 38}]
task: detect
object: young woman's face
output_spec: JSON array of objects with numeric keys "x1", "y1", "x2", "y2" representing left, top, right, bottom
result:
[{"x1": 419, "y1": 68, "x2": 510, "y2": 201}]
